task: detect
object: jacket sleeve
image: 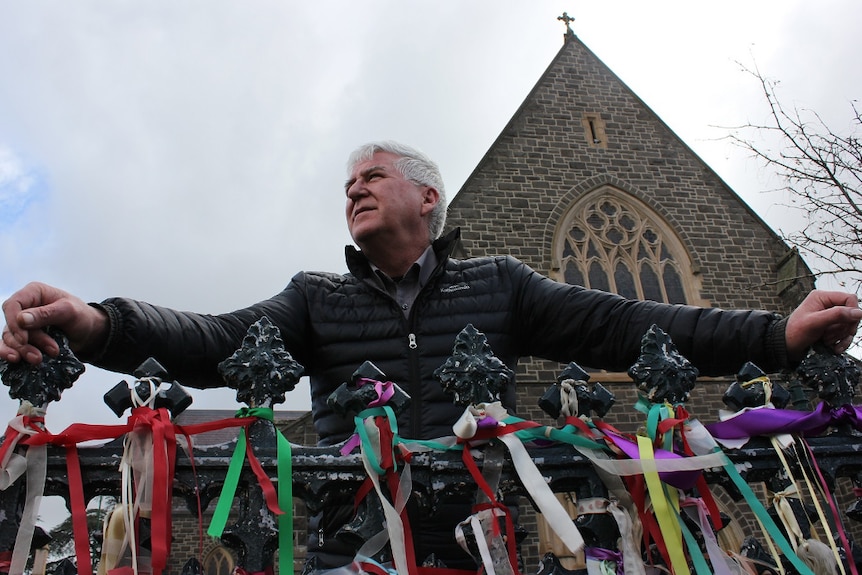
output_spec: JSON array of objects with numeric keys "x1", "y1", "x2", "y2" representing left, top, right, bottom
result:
[
  {"x1": 508, "y1": 257, "x2": 788, "y2": 376},
  {"x1": 88, "y1": 274, "x2": 313, "y2": 388}
]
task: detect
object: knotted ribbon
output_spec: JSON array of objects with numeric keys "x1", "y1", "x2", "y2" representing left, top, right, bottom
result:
[
  {"x1": 103, "y1": 377, "x2": 178, "y2": 575},
  {"x1": 207, "y1": 406, "x2": 293, "y2": 574},
  {"x1": 454, "y1": 402, "x2": 585, "y2": 568},
  {"x1": 0, "y1": 401, "x2": 49, "y2": 575},
  {"x1": 353, "y1": 401, "x2": 415, "y2": 575},
  {"x1": 706, "y1": 403, "x2": 862, "y2": 446}
]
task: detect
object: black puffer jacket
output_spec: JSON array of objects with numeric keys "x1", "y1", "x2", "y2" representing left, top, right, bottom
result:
[
  {"x1": 94, "y1": 228, "x2": 787, "y2": 446},
  {"x1": 92, "y1": 228, "x2": 787, "y2": 568}
]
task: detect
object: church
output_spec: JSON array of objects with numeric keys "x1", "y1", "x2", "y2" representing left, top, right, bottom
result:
[
  {"x1": 178, "y1": 14, "x2": 824, "y2": 574},
  {"x1": 440, "y1": 13, "x2": 816, "y2": 568}
]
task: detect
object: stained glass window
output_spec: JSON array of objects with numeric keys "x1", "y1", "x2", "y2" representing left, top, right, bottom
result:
[{"x1": 556, "y1": 188, "x2": 693, "y2": 304}]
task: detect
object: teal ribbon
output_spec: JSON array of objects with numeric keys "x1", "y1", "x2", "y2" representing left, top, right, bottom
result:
[
  {"x1": 354, "y1": 405, "x2": 399, "y2": 475},
  {"x1": 714, "y1": 446, "x2": 814, "y2": 575}
]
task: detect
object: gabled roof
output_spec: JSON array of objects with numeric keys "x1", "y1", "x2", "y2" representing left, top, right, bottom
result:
[{"x1": 445, "y1": 26, "x2": 812, "y2": 311}]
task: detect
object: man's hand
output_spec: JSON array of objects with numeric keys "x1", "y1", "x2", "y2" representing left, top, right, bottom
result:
[
  {"x1": 1, "y1": 282, "x2": 109, "y2": 364},
  {"x1": 785, "y1": 290, "x2": 862, "y2": 361}
]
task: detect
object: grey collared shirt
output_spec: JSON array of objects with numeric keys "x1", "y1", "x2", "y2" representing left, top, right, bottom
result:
[{"x1": 369, "y1": 245, "x2": 438, "y2": 318}]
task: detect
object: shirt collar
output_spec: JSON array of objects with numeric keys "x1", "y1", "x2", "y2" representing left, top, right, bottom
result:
[{"x1": 371, "y1": 244, "x2": 437, "y2": 286}]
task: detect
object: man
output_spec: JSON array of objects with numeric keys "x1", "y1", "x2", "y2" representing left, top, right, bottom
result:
[{"x1": 2, "y1": 141, "x2": 861, "y2": 569}]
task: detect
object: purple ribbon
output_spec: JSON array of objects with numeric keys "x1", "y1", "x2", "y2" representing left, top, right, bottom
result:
[
  {"x1": 605, "y1": 431, "x2": 702, "y2": 490},
  {"x1": 706, "y1": 403, "x2": 862, "y2": 440},
  {"x1": 339, "y1": 379, "x2": 396, "y2": 456},
  {"x1": 585, "y1": 547, "x2": 624, "y2": 575},
  {"x1": 476, "y1": 415, "x2": 499, "y2": 429}
]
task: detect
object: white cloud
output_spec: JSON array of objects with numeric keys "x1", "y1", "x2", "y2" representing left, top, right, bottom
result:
[{"x1": 0, "y1": 144, "x2": 37, "y2": 218}]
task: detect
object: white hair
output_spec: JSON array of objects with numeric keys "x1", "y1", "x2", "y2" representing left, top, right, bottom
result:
[{"x1": 347, "y1": 141, "x2": 448, "y2": 240}]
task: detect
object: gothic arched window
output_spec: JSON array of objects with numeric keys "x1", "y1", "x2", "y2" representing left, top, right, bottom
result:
[
  {"x1": 203, "y1": 546, "x2": 235, "y2": 575},
  {"x1": 555, "y1": 187, "x2": 695, "y2": 305}
]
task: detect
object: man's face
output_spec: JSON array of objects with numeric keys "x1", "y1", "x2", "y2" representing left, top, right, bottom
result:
[{"x1": 345, "y1": 151, "x2": 436, "y2": 249}]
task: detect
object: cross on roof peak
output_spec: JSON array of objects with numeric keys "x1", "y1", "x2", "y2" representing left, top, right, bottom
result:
[{"x1": 557, "y1": 11, "x2": 575, "y2": 34}]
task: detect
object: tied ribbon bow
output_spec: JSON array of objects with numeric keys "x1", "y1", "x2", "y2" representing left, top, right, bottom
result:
[
  {"x1": 707, "y1": 402, "x2": 862, "y2": 445},
  {"x1": 208, "y1": 407, "x2": 293, "y2": 575},
  {"x1": 111, "y1": 403, "x2": 177, "y2": 575},
  {"x1": 0, "y1": 398, "x2": 250, "y2": 575},
  {"x1": 0, "y1": 402, "x2": 49, "y2": 575},
  {"x1": 455, "y1": 403, "x2": 585, "y2": 563},
  {"x1": 584, "y1": 548, "x2": 624, "y2": 575},
  {"x1": 348, "y1": 388, "x2": 417, "y2": 575},
  {"x1": 340, "y1": 378, "x2": 397, "y2": 458}
]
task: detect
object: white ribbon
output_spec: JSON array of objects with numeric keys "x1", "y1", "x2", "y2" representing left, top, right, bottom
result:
[
  {"x1": 0, "y1": 402, "x2": 45, "y2": 490},
  {"x1": 682, "y1": 497, "x2": 736, "y2": 575},
  {"x1": 3, "y1": 402, "x2": 48, "y2": 575},
  {"x1": 559, "y1": 379, "x2": 580, "y2": 418},
  {"x1": 582, "y1": 445, "x2": 727, "y2": 476},
  {"x1": 357, "y1": 416, "x2": 412, "y2": 575},
  {"x1": 106, "y1": 377, "x2": 162, "y2": 575},
  {"x1": 607, "y1": 499, "x2": 646, "y2": 575},
  {"x1": 455, "y1": 513, "x2": 495, "y2": 575},
  {"x1": 455, "y1": 402, "x2": 585, "y2": 557}
]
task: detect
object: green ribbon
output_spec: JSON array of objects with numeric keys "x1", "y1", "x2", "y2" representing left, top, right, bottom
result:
[
  {"x1": 206, "y1": 407, "x2": 294, "y2": 572},
  {"x1": 504, "y1": 417, "x2": 605, "y2": 451}
]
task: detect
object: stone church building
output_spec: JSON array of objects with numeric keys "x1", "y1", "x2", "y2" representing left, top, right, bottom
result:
[{"x1": 172, "y1": 19, "x2": 824, "y2": 575}]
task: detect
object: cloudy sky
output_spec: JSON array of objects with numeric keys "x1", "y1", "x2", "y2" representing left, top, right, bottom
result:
[{"x1": 1, "y1": 0, "x2": 861, "y2": 433}]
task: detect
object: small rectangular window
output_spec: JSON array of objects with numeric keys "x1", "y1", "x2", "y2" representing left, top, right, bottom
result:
[{"x1": 581, "y1": 113, "x2": 608, "y2": 148}]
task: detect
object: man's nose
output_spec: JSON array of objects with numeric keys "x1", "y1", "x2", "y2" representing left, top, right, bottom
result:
[{"x1": 346, "y1": 181, "x2": 367, "y2": 200}]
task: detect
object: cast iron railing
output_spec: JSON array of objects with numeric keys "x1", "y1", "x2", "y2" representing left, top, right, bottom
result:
[{"x1": 1, "y1": 319, "x2": 862, "y2": 575}]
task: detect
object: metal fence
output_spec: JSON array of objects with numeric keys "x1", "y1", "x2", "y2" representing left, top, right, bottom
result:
[{"x1": 2, "y1": 320, "x2": 862, "y2": 575}]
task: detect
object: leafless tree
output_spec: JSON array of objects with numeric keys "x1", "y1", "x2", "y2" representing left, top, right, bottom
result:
[{"x1": 724, "y1": 63, "x2": 862, "y2": 291}]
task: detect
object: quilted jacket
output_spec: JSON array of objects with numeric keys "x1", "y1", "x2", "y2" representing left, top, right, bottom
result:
[{"x1": 94, "y1": 228, "x2": 787, "y2": 445}]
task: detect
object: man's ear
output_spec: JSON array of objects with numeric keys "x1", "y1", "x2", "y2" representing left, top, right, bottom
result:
[{"x1": 421, "y1": 186, "x2": 440, "y2": 215}]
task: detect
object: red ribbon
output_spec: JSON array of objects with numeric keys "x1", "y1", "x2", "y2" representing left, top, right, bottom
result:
[
  {"x1": 12, "y1": 414, "x2": 250, "y2": 574},
  {"x1": 458, "y1": 422, "x2": 522, "y2": 575},
  {"x1": 66, "y1": 447, "x2": 93, "y2": 575}
]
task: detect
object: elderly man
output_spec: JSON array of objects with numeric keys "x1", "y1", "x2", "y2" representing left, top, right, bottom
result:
[{"x1": 2, "y1": 141, "x2": 861, "y2": 569}]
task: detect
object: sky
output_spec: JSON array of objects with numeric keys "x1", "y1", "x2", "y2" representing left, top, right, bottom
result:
[{"x1": 1, "y1": 0, "x2": 861, "y2": 434}]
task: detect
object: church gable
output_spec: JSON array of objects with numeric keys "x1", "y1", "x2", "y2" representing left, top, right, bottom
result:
[{"x1": 446, "y1": 28, "x2": 811, "y2": 314}]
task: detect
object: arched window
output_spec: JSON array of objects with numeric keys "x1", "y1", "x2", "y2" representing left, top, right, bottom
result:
[
  {"x1": 554, "y1": 187, "x2": 695, "y2": 305},
  {"x1": 203, "y1": 546, "x2": 235, "y2": 575}
]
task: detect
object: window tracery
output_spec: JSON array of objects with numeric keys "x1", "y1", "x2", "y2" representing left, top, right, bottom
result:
[{"x1": 555, "y1": 187, "x2": 694, "y2": 305}]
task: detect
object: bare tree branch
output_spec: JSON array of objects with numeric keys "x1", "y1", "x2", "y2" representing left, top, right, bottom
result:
[{"x1": 719, "y1": 61, "x2": 862, "y2": 292}]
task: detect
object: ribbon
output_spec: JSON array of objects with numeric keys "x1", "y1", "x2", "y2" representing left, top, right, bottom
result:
[
  {"x1": 353, "y1": 405, "x2": 415, "y2": 575},
  {"x1": 707, "y1": 403, "x2": 862, "y2": 445},
  {"x1": 636, "y1": 435, "x2": 690, "y2": 575},
  {"x1": 455, "y1": 505, "x2": 515, "y2": 575},
  {"x1": 681, "y1": 497, "x2": 736, "y2": 575},
  {"x1": 340, "y1": 379, "x2": 397, "y2": 458},
  {"x1": 456, "y1": 403, "x2": 585, "y2": 560},
  {"x1": 798, "y1": 441, "x2": 859, "y2": 575},
  {"x1": 584, "y1": 547, "x2": 623, "y2": 575},
  {"x1": 0, "y1": 397, "x2": 249, "y2": 574},
  {"x1": 0, "y1": 402, "x2": 49, "y2": 575},
  {"x1": 99, "y1": 375, "x2": 178, "y2": 575},
  {"x1": 207, "y1": 406, "x2": 293, "y2": 575}
]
